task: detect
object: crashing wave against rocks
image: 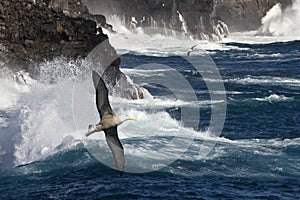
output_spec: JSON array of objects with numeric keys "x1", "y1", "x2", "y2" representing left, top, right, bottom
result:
[{"x1": 0, "y1": 0, "x2": 144, "y2": 99}]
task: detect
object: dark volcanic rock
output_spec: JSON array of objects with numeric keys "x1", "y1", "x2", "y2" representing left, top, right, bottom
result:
[
  {"x1": 0, "y1": 0, "x2": 107, "y2": 67},
  {"x1": 0, "y1": 0, "x2": 144, "y2": 99},
  {"x1": 80, "y1": 13, "x2": 115, "y2": 32},
  {"x1": 49, "y1": 0, "x2": 90, "y2": 17}
]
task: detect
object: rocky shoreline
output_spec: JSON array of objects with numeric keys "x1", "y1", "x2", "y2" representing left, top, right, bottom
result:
[
  {"x1": 1, "y1": 0, "x2": 292, "y2": 66},
  {"x1": 0, "y1": 0, "x2": 293, "y2": 99},
  {"x1": 0, "y1": 0, "x2": 107, "y2": 67},
  {"x1": 86, "y1": 0, "x2": 292, "y2": 40},
  {"x1": 0, "y1": 0, "x2": 144, "y2": 99}
]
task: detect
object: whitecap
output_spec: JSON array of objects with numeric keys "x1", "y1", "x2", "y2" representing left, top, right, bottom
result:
[
  {"x1": 254, "y1": 94, "x2": 294, "y2": 102},
  {"x1": 227, "y1": 76, "x2": 300, "y2": 87}
]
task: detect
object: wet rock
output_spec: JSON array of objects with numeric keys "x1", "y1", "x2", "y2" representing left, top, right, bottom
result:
[
  {"x1": 80, "y1": 13, "x2": 115, "y2": 32},
  {"x1": 0, "y1": 0, "x2": 106, "y2": 67},
  {"x1": 49, "y1": 0, "x2": 90, "y2": 17},
  {"x1": 0, "y1": 0, "x2": 143, "y2": 100}
]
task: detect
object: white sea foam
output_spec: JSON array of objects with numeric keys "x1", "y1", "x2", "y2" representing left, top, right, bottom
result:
[
  {"x1": 0, "y1": 146, "x2": 6, "y2": 156},
  {"x1": 14, "y1": 80, "x2": 82, "y2": 166},
  {"x1": 226, "y1": 76, "x2": 300, "y2": 87},
  {"x1": 0, "y1": 69, "x2": 32, "y2": 110},
  {"x1": 0, "y1": 117, "x2": 8, "y2": 128},
  {"x1": 235, "y1": 137, "x2": 300, "y2": 154},
  {"x1": 110, "y1": 96, "x2": 224, "y2": 111},
  {"x1": 258, "y1": 0, "x2": 300, "y2": 37},
  {"x1": 106, "y1": 16, "x2": 242, "y2": 57},
  {"x1": 4, "y1": 59, "x2": 210, "y2": 167},
  {"x1": 7, "y1": 62, "x2": 296, "y2": 167},
  {"x1": 251, "y1": 53, "x2": 283, "y2": 58},
  {"x1": 121, "y1": 68, "x2": 171, "y2": 78},
  {"x1": 223, "y1": 0, "x2": 300, "y2": 44},
  {"x1": 103, "y1": 5, "x2": 300, "y2": 53},
  {"x1": 9, "y1": 70, "x2": 299, "y2": 169},
  {"x1": 184, "y1": 136, "x2": 300, "y2": 161},
  {"x1": 0, "y1": 78, "x2": 20, "y2": 110},
  {"x1": 254, "y1": 94, "x2": 294, "y2": 102}
]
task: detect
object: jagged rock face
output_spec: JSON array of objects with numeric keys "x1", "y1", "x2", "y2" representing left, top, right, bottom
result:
[
  {"x1": 214, "y1": 0, "x2": 293, "y2": 32},
  {"x1": 0, "y1": 0, "x2": 109, "y2": 68},
  {"x1": 49, "y1": 0, "x2": 90, "y2": 17},
  {"x1": 0, "y1": 0, "x2": 144, "y2": 99}
]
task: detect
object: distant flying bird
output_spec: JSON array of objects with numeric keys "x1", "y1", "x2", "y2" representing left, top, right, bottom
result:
[
  {"x1": 85, "y1": 70, "x2": 137, "y2": 175},
  {"x1": 187, "y1": 45, "x2": 198, "y2": 56}
]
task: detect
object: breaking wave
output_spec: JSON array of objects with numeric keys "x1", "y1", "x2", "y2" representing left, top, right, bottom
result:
[{"x1": 257, "y1": 0, "x2": 300, "y2": 37}]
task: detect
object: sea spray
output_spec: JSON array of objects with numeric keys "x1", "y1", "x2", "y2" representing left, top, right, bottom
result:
[{"x1": 258, "y1": 0, "x2": 300, "y2": 37}]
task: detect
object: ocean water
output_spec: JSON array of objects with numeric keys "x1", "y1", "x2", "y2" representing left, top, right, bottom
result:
[{"x1": 1, "y1": 8, "x2": 300, "y2": 200}]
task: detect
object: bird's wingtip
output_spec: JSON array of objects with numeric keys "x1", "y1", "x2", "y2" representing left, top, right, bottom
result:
[
  {"x1": 92, "y1": 70, "x2": 99, "y2": 78},
  {"x1": 92, "y1": 70, "x2": 101, "y2": 88}
]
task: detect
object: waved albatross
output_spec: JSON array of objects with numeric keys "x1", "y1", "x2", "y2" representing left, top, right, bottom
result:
[{"x1": 85, "y1": 70, "x2": 136, "y2": 175}]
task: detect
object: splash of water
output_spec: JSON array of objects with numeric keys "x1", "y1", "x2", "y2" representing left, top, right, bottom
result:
[
  {"x1": 106, "y1": 16, "x2": 232, "y2": 57},
  {"x1": 258, "y1": 0, "x2": 300, "y2": 37},
  {"x1": 0, "y1": 59, "x2": 196, "y2": 167},
  {"x1": 1, "y1": 64, "x2": 298, "y2": 171}
]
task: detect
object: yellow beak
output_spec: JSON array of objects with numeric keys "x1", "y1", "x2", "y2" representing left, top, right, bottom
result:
[{"x1": 128, "y1": 117, "x2": 137, "y2": 121}]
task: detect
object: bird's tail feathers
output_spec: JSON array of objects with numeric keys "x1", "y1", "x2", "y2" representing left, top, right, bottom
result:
[{"x1": 88, "y1": 125, "x2": 94, "y2": 129}]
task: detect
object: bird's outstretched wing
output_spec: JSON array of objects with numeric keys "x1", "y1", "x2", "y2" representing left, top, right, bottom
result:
[
  {"x1": 92, "y1": 70, "x2": 114, "y2": 118},
  {"x1": 104, "y1": 126, "x2": 124, "y2": 175}
]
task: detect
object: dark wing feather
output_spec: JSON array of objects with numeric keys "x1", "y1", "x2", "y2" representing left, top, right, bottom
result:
[
  {"x1": 92, "y1": 70, "x2": 114, "y2": 118},
  {"x1": 104, "y1": 126, "x2": 124, "y2": 175}
]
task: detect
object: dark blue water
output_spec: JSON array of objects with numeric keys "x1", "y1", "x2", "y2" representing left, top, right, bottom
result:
[{"x1": 1, "y1": 40, "x2": 300, "y2": 199}]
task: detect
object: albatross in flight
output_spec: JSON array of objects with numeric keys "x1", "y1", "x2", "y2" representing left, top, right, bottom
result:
[{"x1": 85, "y1": 70, "x2": 137, "y2": 175}]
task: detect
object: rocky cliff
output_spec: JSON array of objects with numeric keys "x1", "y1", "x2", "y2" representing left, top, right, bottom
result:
[
  {"x1": 85, "y1": 0, "x2": 293, "y2": 38},
  {"x1": 0, "y1": 0, "x2": 109, "y2": 68},
  {"x1": 0, "y1": 0, "x2": 144, "y2": 99}
]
